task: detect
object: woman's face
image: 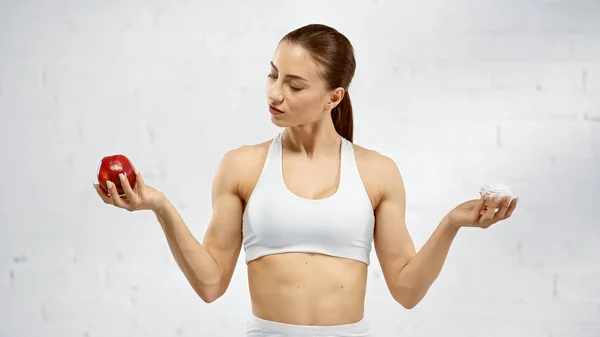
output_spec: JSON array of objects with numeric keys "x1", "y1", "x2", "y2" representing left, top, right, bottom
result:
[{"x1": 266, "y1": 41, "x2": 342, "y2": 128}]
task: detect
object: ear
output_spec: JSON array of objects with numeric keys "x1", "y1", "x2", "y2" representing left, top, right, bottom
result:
[{"x1": 326, "y1": 87, "x2": 345, "y2": 110}]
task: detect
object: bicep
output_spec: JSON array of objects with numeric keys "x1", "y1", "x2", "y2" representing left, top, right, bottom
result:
[
  {"x1": 202, "y1": 150, "x2": 245, "y2": 286},
  {"x1": 373, "y1": 157, "x2": 416, "y2": 286}
]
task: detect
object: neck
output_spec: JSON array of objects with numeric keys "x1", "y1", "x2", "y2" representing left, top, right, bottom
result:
[{"x1": 282, "y1": 115, "x2": 340, "y2": 158}]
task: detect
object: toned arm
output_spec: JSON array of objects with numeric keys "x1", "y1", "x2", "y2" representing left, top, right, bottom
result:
[
  {"x1": 371, "y1": 155, "x2": 418, "y2": 308},
  {"x1": 201, "y1": 148, "x2": 246, "y2": 301},
  {"x1": 155, "y1": 148, "x2": 245, "y2": 303},
  {"x1": 373, "y1": 154, "x2": 462, "y2": 309}
]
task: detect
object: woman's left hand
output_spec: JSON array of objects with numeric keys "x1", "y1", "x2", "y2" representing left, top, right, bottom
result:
[{"x1": 445, "y1": 194, "x2": 518, "y2": 229}]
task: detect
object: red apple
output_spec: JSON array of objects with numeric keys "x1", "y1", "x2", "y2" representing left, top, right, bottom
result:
[{"x1": 97, "y1": 154, "x2": 136, "y2": 196}]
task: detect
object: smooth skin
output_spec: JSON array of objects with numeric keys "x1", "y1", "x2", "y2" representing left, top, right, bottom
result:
[{"x1": 94, "y1": 41, "x2": 518, "y2": 326}]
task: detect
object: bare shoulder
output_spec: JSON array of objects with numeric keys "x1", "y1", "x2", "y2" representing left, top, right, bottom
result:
[
  {"x1": 220, "y1": 139, "x2": 271, "y2": 170},
  {"x1": 218, "y1": 138, "x2": 274, "y2": 202},
  {"x1": 352, "y1": 143, "x2": 405, "y2": 208},
  {"x1": 352, "y1": 144, "x2": 399, "y2": 173}
]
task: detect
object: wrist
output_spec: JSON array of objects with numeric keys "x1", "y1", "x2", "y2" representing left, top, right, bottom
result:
[
  {"x1": 152, "y1": 194, "x2": 170, "y2": 215},
  {"x1": 441, "y1": 214, "x2": 461, "y2": 233}
]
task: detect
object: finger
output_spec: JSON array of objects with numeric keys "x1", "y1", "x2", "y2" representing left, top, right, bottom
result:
[
  {"x1": 135, "y1": 170, "x2": 146, "y2": 199},
  {"x1": 480, "y1": 194, "x2": 490, "y2": 214},
  {"x1": 480, "y1": 198, "x2": 497, "y2": 226},
  {"x1": 119, "y1": 173, "x2": 139, "y2": 203},
  {"x1": 504, "y1": 197, "x2": 518, "y2": 218},
  {"x1": 130, "y1": 164, "x2": 140, "y2": 194},
  {"x1": 471, "y1": 195, "x2": 486, "y2": 217},
  {"x1": 106, "y1": 181, "x2": 129, "y2": 209},
  {"x1": 494, "y1": 196, "x2": 511, "y2": 219},
  {"x1": 94, "y1": 183, "x2": 112, "y2": 204}
]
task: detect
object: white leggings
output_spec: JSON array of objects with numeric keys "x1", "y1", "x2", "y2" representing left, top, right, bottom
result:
[{"x1": 245, "y1": 315, "x2": 372, "y2": 337}]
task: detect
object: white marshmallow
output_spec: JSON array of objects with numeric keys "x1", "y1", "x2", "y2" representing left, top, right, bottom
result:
[{"x1": 479, "y1": 182, "x2": 516, "y2": 204}]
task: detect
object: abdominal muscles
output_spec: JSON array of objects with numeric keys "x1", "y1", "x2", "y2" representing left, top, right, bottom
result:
[{"x1": 247, "y1": 252, "x2": 368, "y2": 326}]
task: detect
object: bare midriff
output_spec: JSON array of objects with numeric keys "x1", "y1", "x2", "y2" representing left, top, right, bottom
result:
[{"x1": 247, "y1": 252, "x2": 368, "y2": 326}]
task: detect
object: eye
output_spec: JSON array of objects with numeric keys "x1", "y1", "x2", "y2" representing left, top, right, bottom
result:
[{"x1": 267, "y1": 73, "x2": 303, "y2": 92}]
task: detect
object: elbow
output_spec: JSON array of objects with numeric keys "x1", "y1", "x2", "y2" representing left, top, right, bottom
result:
[
  {"x1": 197, "y1": 288, "x2": 222, "y2": 303},
  {"x1": 393, "y1": 294, "x2": 422, "y2": 310},
  {"x1": 199, "y1": 293, "x2": 219, "y2": 303},
  {"x1": 193, "y1": 280, "x2": 224, "y2": 304},
  {"x1": 391, "y1": 286, "x2": 426, "y2": 310},
  {"x1": 398, "y1": 297, "x2": 420, "y2": 310}
]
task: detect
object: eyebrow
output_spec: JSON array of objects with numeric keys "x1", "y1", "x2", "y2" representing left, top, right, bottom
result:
[{"x1": 270, "y1": 61, "x2": 307, "y2": 81}]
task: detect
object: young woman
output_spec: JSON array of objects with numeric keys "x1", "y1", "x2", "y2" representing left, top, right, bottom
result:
[{"x1": 94, "y1": 23, "x2": 518, "y2": 337}]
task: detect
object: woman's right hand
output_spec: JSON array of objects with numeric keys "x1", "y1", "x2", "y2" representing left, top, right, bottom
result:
[{"x1": 94, "y1": 170, "x2": 166, "y2": 213}]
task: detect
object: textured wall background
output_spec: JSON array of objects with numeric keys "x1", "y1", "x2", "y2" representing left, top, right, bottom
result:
[{"x1": 1, "y1": 0, "x2": 599, "y2": 336}]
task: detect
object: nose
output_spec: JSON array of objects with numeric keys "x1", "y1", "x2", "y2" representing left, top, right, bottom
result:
[{"x1": 267, "y1": 83, "x2": 284, "y2": 104}]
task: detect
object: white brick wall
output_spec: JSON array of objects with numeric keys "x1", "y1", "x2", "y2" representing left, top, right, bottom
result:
[{"x1": 1, "y1": 0, "x2": 599, "y2": 336}]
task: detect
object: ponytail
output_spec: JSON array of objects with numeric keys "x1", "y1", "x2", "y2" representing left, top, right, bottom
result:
[{"x1": 331, "y1": 92, "x2": 354, "y2": 142}]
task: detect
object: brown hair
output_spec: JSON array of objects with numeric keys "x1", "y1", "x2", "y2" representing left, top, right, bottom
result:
[{"x1": 281, "y1": 24, "x2": 356, "y2": 142}]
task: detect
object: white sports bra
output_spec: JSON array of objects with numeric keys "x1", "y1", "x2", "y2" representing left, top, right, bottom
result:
[{"x1": 242, "y1": 133, "x2": 375, "y2": 265}]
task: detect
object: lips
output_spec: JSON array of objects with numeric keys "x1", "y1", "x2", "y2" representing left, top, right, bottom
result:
[{"x1": 269, "y1": 105, "x2": 284, "y2": 115}]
